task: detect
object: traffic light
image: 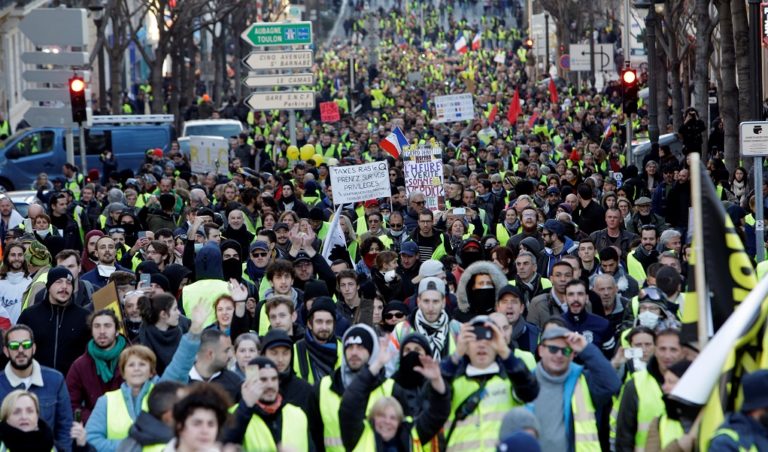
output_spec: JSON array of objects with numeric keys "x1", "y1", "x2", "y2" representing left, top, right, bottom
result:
[
  {"x1": 68, "y1": 75, "x2": 87, "y2": 124},
  {"x1": 621, "y1": 67, "x2": 639, "y2": 115}
]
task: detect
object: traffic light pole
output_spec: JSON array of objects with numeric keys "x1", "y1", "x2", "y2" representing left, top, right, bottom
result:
[
  {"x1": 79, "y1": 125, "x2": 87, "y2": 173},
  {"x1": 65, "y1": 128, "x2": 75, "y2": 166}
]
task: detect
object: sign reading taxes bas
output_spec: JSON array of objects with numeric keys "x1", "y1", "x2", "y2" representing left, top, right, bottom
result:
[{"x1": 242, "y1": 22, "x2": 313, "y2": 47}]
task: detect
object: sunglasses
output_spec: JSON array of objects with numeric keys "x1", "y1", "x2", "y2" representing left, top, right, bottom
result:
[
  {"x1": 389, "y1": 223, "x2": 404, "y2": 230},
  {"x1": 413, "y1": 201, "x2": 426, "y2": 205},
  {"x1": 384, "y1": 312, "x2": 406, "y2": 320},
  {"x1": 251, "y1": 252, "x2": 268, "y2": 258},
  {"x1": 544, "y1": 344, "x2": 573, "y2": 357},
  {"x1": 7, "y1": 340, "x2": 33, "y2": 351}
]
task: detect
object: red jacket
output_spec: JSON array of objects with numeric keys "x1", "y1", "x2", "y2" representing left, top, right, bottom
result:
[{"x1": 65, "y1": 351, "x2": 123, "y2": 423}]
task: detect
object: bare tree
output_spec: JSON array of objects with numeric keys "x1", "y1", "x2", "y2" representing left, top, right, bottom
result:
[{"x1": 714, "y1": 0, "x2": 739, "y2": 171}]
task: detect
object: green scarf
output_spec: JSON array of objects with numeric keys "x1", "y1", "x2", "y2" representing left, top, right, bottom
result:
[{"x1": 87, "y1": 335, "x2": 127, "y2": 383}]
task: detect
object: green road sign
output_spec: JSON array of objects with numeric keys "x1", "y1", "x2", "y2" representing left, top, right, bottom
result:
[{"x1": 241, "y1": 22, "x2": 313, "y2": 47}]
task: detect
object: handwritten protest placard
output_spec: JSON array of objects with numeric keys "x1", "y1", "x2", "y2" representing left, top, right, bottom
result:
[{"x1": 329, "y1": 162, "x2": 391, "y2": 205}]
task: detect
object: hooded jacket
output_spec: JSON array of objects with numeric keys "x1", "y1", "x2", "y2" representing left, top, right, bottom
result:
[
  {"x1": 455, "y1": 261, "x2": 509, "y2": 317},
  {"x1": 17, "y1": 294, "x2": 90, "y2": 374}
]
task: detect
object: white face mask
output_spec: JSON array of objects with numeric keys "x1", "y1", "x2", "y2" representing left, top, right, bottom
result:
[
  {"x1": 194, "y1": 243, "x2": 203, "y2": 253},
  {"x1": 36, "y1": 229, "x2": 49, "y2": 238},
  {"x1": 390, "y1": 229, "x2": 404, "y2": 237},
  {"x1": 384, "y1": 269, "x2": 397, "y2": 283},
  {"x1": 637, "y1": 311, "x2": 660, "y2": 329}
]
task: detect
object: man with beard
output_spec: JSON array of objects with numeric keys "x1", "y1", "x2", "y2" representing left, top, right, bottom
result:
[
  {"x1": 507, "y1": 206, "x2": 542, "y2": 250},
  {"x1": 387, "y1": 278, "x2": 453, "y2": 375},
  {"x1": 527, "y1": 261, "x2": 574, "y2": 330},
  {"x1": 409, "y1": 210, "x2": 442, "y2": 263},
  {"x1": 0, "y1": 324, "x2": 73, "y2": 451},
  {"x1": 80, "y1": 236, "x2": 131, "y2": 290},
  {"x1": 403, "y1": 191, "x2": 427, "y2": 234},
  {"x1": 224, "y1": 357, "x2": 312, "y2": 450},
  {"x1": 539, "y1": 219, "x2": 576, "y2": 277},
  {"x1": 396, "y1": 241, "x2": 421, "y2": 299},
  {"x1": 189, "y1": 329, "x2": 241, "y2": 402},
  {"x1": 18, "y1": 267, "x2": 90, "y2": 374},
  {"x1": 629, "y1": 225, "x2": 661, "y2": 273},
  {"x1": 0, "y1": 241, "x2": 31, "y2": 324},
  {"x1": 65, "y1": 309, "x2": 128, "y2": 423},
  {"x1": 627, "y1": 197, "x2": 666, "y2": 234},
  {"x1": 278, "y1": 182, "x2": 310, "y2": 218},
  {"x1": 317, "y1": 323, "x2": 392, "y2": 452},
  {"x1": 259, "y1": 329, "x2": 322, "y2": 448},
  {"x1": 559, "y1": 279, "x2": 615, "y2": 358},
  {"x1": 292, "y1": 297, "x2": 342, "y2": 386}
]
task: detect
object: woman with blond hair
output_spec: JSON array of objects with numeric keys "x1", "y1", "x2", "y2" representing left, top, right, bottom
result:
[{"x1": 85, "y1": 303, "x2": 209, "y2": 452}]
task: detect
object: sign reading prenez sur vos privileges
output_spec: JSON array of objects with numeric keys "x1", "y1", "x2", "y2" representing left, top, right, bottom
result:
[{"x1": 330, "y1": 162, "x2": 391, "y2": 205}]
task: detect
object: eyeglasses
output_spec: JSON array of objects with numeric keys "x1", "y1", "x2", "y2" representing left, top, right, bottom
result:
[
  {"x1": 384, "y1": 312, "x2": 405, "y2": 320},
  {"x1": 492, "y1": 181, "x2": 502, "y2": 185},
  {"x1": 251, "y1": 252, "x2": 268, "y2": 258},
  {"x1": 7, "y1": 340, "x2": 33, "y2": 351},
  {"x1": 544, "y1": 344, "x2": 573, "y2": 357}
]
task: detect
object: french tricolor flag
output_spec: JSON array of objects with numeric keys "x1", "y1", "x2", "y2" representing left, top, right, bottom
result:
[
  {"x1": 454, "y1": 35, "x2": 468, "y2": 54},
  {"x1": 379, "y1": 127, "x2": 409, "y2": 159},
  {"x1": 471, "y1": 32, "x2": 481, "y2": 51}
]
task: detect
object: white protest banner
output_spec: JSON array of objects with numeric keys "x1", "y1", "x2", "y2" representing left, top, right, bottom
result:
[
  {"x1": 329, "y1": 161, "x2": 391, "y2": 205},
  {"x1": 434, "y1": 93, "x2": 475, "y2": 123},
  {"x1": 402, "y1": 144, "x2": 445, "y2": 212},
  {"x1": 189, "y1": 136, "x2": 229, "y2": 175},
  {"x1": 404, "y1": 159, "x2": 445, "y2": 212}
]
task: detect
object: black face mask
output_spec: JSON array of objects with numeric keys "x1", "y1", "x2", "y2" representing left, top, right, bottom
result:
[
  {"x1": 468, "y1": 287, "x2": 496, "y2": 315},
  {"x1": 254, "y1": 141, "x2": 266, "y2": 150},
  {"x1": 222, "y1": 258, "x2": 243, "y2": 281},
  {"x1": 460, "y1": 250, "x2": 482, "y2": 268},
  {"x1": 391, "y1": 202, "x2": 404, "y2": 211},
  {"x1": 396, "y1": 352, "x2": 426, "y2": 389}
]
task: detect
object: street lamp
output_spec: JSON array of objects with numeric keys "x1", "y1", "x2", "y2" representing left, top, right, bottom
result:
[
  {"x1": 634, "y1": 0, "x2": 664, "y2": 148},
  {"x1": 87, "y1": 0, "x2": 107, "y2": 114}
]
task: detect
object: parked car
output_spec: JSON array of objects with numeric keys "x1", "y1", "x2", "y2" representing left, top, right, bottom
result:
[{"x1": 632, "y1": 133, "x2": 684, "y2": 166}]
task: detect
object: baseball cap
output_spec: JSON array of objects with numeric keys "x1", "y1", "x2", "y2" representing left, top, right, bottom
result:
[
  {"x1": 400, "y1": 242, "x2": 418, "y2": 256},
  {"x1": 418, "y1": 277, "x2": 446, "y2": 296},
  {"x1": 294, "y1": 251, "x2": 311, "y2": 263},
  {"x1": 497, "y1": 284, "x2": 523, "y2": 301},
  {"x1": 249, "y1": 241, "x2": 269, "y2": 253},
  {"x1": 274, "y1": 222, "x2": 290, "y2": 231}
]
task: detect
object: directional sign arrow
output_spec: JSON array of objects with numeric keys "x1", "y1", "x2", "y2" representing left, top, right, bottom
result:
[
  {"x1": 245, "y1": 91, "x2": 316, "y2": 111},
  {"x1": 21, "y1": 51, "x2": 89, "y2": 66},
  {"x1": 19, "y1": 8, "x2": 88, "y2": 46},
  {"x1": 242, "y1": 50, "x2": 314, "y2": 70},
  {"x1": 241, "y1": 21, "x2": 313, "y2": 47},
  {"x1": 242, "y1": 73, "x2": 314, "y2": 88},
  {"x1": 23, "y1": 70, "x2": 91, "y2": 84}
]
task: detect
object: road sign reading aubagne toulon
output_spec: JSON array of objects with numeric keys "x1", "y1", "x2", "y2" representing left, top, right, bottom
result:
[{"x1": 242, "y1": 22, "x2": 313, "y2": 47}]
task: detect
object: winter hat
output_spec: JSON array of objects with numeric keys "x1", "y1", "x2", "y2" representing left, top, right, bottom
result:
[
  {"x1": 308, "y1": 296, "x2": 336, "y2": 319},
  {"x1": 519, "y1": 236, "x2": 543, "y2": 259},
  {"x1": 46, "y1": 266, "x2": 73, "y2": 292},
  {"x1": 342, "y1": 324, "x2": 376, "y2": 356},
  {"x1": 499, "y1": 407, "x2": 541, "y2": 440},
  {"x1": 248, "y1": 357, "x2": 278, "y2": 371},
  {"x1": 542, "y1": 219, "x2": 565, "y2": 238},
  {"x1": 150, "y1": 273, "x2": 170, "y2": 292},
  {"x1": 383, "y1": 301, "x2": 408, "y2": 317},
  {"x1": 219, "y1": 240, "x2": 242, "y2": 259},
  {"x1": 741, "y1": 369, "x2": 768, "y2": 411},
  {"x1": 400, "y1": 333, "x2": 431, "y2": 358},
  {"x1": 260, "y1": 329, "x2": 293, "y2": 352},
  {"x1": 304, "y1": 280, "x2": 330, "y2": 301},
  {"x1": 25, "y1": 241, "x2": 51, "y2": 268},
  {"x1": 497, "y1": 432, "x2": 541, "y2": 452}
]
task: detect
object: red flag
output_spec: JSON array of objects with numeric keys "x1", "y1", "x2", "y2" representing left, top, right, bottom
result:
[
  {"x1": 507, "y1": 88, "x2": 522, "y2": 123},
  {"x1": 488, "y1": 104, "x2": 498, "y2": 123},
  {"x1": 527, "y1": 111, "x2": 539, "y2": 128},
  {"x1": 549, "y1": 78, "x2": 558, "y2": 104}
]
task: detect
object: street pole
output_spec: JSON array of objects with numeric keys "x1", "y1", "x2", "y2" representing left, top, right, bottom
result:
[
  {"x1": 78, "y1": 126, "x2": 87, "y2": 173},
  {"x1": 349, "y1": 56, "x2": 356, "y2": 118},
  {"x1": 588, "y1": 1, "x2": 596, "y2": 88},
  {"x1": 65, "y1": 128, "x2": 74, "y2": 166},
  {"x1": 646, "y1": 7, "x2": 660, "y2": 147},
  {"x1": 623, "y1": 0, "x2": 632, "y2": 163},
  {"x1": 749, "y1": 0, "x2": 765, "y2": 262},
  {"x1": 544, "y1": 14, "x2": 549, "y2": 75}
]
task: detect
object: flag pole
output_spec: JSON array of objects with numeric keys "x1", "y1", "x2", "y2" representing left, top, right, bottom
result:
[{"x1": 690, "y1": 152, "x2": 708, "y2": 348}]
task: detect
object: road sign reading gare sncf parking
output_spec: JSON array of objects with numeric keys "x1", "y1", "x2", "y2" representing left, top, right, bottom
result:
[
  {"x1": 245, "y1": 91, "x2": 316, "y2": 111},
  {"x1": 242, "y1": 22, "x2": 313, "y2": 47},
  {"x1": 740, "y1": 121, "x2": 768, "y2": 157}
]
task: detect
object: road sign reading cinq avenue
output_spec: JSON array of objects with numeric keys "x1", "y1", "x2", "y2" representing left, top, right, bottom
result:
[{"x1": 241, "y1": 22, "x2": 313, "y2": 47}]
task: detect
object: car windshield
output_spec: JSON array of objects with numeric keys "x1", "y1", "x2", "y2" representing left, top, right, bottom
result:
[{"x1": 183, "y1": 124, "x2": 241, "y2": 139}]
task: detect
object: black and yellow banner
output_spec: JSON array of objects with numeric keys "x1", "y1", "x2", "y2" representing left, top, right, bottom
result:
[{"x1": 681, "y1": 163, "x2": 756, "y2": 343}]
